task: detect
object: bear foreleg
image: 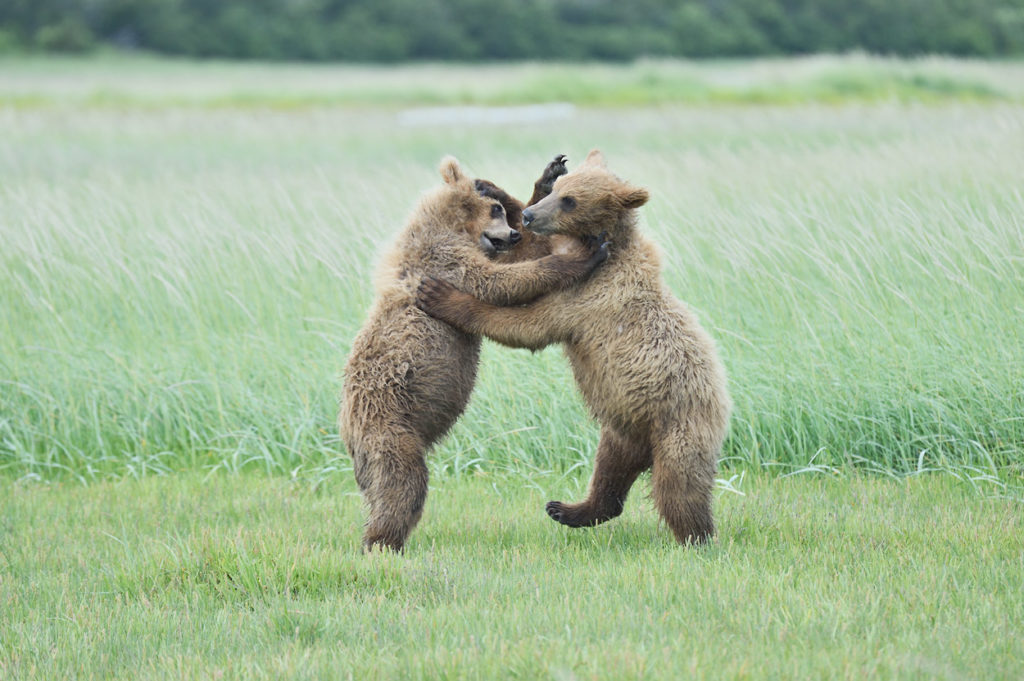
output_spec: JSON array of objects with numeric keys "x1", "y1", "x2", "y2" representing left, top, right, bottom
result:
[{"x1": 416, "y1": 277, "x2": 567, "y2": 351}]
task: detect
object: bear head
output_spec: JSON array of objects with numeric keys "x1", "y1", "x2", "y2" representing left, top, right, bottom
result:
[
  {"x1": 520, "y1": 150, "x2": 649, "y2": 240},
  {"x1": 439, "y1": 156, "x2": 522, "y2": 257}
]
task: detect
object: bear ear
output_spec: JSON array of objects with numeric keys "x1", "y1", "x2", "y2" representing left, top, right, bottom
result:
[
  {"x1": 580, "y1": 149, "x2": 608, "y2": 169},
  {"x1": 439, "y1": 156, "x2": 465, "y2": 185},
  {"x1": 617, "y1": 184, "x2": 650, "y2": 209}
]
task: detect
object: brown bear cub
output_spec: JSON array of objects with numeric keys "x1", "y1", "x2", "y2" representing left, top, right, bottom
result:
[
  {"x1": 418, "y1": 150, "x2": 731, "y2": 545},
  {"x1": 340, "y1": 156, "x2": 607, "y2": 552}
]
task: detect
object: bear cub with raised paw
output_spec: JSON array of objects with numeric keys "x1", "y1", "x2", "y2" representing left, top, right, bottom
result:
[{"x1": 418, "y1": 150, "x2": 731, "y2": 545}]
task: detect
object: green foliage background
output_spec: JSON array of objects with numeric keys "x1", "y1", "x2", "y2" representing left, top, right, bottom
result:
[{"x1": 2, "y1": 0, "x2": 1024, "y2": 60}]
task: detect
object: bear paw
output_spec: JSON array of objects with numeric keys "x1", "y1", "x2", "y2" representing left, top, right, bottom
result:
[
  {"x1": 535, "y1": 154, "x2": 569, "y2": 196},
  {"x1": 416, "y1": 276, "x2": 462, "y2": 318},
  {"x1": 583, "y1": 231, "x2": 611, "y2": 268},
  {"x1": 546, "y1": 500, "x2": 587, "y2": 527}
]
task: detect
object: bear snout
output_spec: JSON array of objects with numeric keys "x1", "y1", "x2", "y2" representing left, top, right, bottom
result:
[
  {"x1": 522, "y1": 207, "x2": 535, "y2": 226},
  {"x1": 479, "y1": 230, "x2": 520, "y2": 254}
]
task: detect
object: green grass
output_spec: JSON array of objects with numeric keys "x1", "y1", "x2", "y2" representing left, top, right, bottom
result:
[
  {"x1": 2, "y1": 59, "x2": 1022, "y2": 485},
  {"x1": 1, "y1": 56, "x2": 1022, "y2": 679},
  {"x1": 2, "y1": 54, "x2": 1024, "y2": 109},
  {"x1": 1, "y1": 472, "x2": 1021, "y2": 679}
]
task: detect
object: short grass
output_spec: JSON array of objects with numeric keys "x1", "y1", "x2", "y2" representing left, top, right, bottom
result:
[{"x1": 1, "y1": 472, "x2": 1021, "y2": 680}]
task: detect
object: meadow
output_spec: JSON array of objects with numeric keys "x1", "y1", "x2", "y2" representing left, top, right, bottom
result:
[
  {"x1": 1, "y1": 56, "x2": 1022, "y2": 678},
  {"x1": 2, "y1": 473, "x2": 1021, "y2": 679}
]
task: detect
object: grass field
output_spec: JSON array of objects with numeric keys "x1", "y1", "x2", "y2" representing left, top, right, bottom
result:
[
  {"x1": 1, "y1": 56, "x2": 1023, "y2": 679},
  {"x1": 2, "y1": 473, "x2": 1022, "y2": 679},
  {"x1": 3, "y1": 54, "x2": 1024, "y2": 107}
]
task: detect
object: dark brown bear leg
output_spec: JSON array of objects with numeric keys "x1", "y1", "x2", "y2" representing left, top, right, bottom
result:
[
  {"x1": 350, "y1": 444, "x2": 373, "y2": 494},
  {"x1": 361, "y1": 433, "x2": 429, "y2": 552},
  {"x1": 650, "y1": 427, "x2": 716, "y2": 545},
  {"x1": 546, "y1": 428, "x2": 651, "y2": 528}
]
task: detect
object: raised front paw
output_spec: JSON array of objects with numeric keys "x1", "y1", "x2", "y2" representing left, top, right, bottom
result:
[
  {"x1": 535, "y1": 154, "x2": 569, "y2": 197},
  {"x1": 474, "y1": 178, "x2": 505, "y2": 201},
  {"x1": 416, "y1": 276, "x2": 463, "y2": 318}
]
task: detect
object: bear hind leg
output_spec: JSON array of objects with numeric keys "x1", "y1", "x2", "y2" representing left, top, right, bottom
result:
[
  {"x1": 361, "y1": 432, "x2": 429, "y2": 553},
  {"x1": 546, "y1": 428, "x2": 650, "y2": 528},
  {"x1": 650, "y1": 427, "x2": 717, "y2": 545}
]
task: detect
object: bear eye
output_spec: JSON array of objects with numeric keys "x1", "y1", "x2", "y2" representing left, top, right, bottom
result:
[
  {"x1": 490, "y1": 203, "x2": 504, "y2": 218},
  {"x1": 560, "y1": 196, "x2": 577, "y2": 212}
]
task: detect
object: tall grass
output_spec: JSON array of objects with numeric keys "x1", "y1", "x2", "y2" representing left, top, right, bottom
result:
[{"x1": 0, "y1": 59, "x2": 1022, "y2": 484}]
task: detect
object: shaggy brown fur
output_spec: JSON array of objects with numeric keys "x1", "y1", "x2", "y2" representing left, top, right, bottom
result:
[
  {"x1": 417, "y1": 150, "x2": 732, "y2": 545},
  {"x1": 340, "y1": 156, "x2": 605, "y2": 552}
]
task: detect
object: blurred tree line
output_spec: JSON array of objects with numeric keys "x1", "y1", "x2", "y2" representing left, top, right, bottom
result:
[{"x1": 2, "y1": 0, "x2": 1023, "y2": 59}]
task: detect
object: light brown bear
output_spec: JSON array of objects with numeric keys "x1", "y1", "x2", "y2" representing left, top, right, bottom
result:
[
  {"x1": 417, "y1": 150, "x2": 731, "y2": 545},
  {"x1": 340, "y1": 156, "x2": 606, "y2": 552}
]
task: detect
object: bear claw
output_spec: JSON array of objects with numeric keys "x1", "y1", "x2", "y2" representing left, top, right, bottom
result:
[
  {"x1": 416, "y1": 276, "x2": 462, "y2": 317},
  {"x1": 538, "y1": 155, "x2": 569, "y2": 190},
  {"x1": 582, "y1": 231, "x2": 611, "y2": 268}
]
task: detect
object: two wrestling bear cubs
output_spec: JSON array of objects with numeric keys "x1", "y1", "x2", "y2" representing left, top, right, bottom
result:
[{"x1": 340, "y1": 152, "x2": 731, "y2": 552}]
